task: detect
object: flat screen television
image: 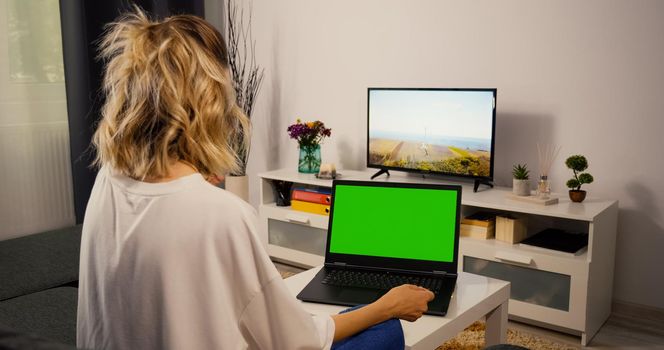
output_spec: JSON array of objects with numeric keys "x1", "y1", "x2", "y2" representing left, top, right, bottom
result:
[{"x1": 367, "y1": 88, "x2": 497, "y2": 190}]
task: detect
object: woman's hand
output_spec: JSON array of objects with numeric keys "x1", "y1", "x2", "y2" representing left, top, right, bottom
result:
[{"x1": 373, "y1": 284, "x2": 435, "y2": 322}]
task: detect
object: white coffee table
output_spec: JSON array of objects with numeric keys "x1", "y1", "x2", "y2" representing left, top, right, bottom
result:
[{"x1": 284, "y1": 267, "x2": 510, "y2": 349}]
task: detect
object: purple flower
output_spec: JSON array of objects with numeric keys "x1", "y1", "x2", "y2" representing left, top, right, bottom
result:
[{"x1": 287, "y1": 119, "x2": 332, "y2": 147}]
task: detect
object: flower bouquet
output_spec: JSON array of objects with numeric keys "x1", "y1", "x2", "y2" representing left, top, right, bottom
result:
[{"x1": 287, "y1": 119, "x2": 332, "y2": 173}]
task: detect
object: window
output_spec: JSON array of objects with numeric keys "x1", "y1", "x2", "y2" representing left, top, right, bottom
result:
[{"x1": 0, "y1": 0, "x2": 74, "y2": 240}]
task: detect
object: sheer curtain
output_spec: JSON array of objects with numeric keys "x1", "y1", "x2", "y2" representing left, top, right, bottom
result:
[{"x1": 0, "y1": 0, "x2": 75, "y2": 240}]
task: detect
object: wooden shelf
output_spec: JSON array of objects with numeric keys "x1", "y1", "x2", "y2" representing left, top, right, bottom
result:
[{"x1": 259, "y1": 169, "x2": 617, "y2": 221}]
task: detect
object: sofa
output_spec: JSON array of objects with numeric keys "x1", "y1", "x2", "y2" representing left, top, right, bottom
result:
[
  {"x1": 0, "y1": 226, "x2": 81, "y2": 348},
  {"x1": 0, "y1": 225, "x2": 525, "y2": 350}
]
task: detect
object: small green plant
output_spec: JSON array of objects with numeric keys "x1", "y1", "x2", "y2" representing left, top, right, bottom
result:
[
  {"x1": 565, "y1": 155, "x2": 594, "y2": 191},
  {"x1": 512, "y1": 164, "x2": 530, "y2": 180}
]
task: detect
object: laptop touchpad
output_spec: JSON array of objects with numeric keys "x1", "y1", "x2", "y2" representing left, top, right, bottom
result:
[{"x1": 338, "y1": 289, "x2": 380, "y2": 303}]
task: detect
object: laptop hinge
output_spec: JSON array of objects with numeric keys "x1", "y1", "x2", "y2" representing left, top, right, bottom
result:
[
  {"x1": 333, "y1": 262, "x2": 347, "y2": 266},
  {"x1": 434, "y1": 270, "x2": 458, "y2": 277}
]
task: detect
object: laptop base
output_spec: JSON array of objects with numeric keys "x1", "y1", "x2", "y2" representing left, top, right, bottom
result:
[{"x1": 297, "y1": 266, "x2": 457, "y2": 316}]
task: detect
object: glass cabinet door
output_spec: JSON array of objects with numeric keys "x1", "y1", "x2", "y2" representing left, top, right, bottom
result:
[
  {"x1": 464, "y1": 256, "x2": 571, "y2": 311},
  {"x1": 268, "y1": 219, "x2": 327, "y2": 256}
]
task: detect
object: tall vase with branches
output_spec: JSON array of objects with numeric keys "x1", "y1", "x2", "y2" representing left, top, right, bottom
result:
[{"x1": 226, "y1": 0, "x2": 264, "y2": 176}]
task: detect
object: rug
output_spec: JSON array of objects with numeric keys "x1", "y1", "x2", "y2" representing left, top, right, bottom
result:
[
  {"x1": 437, "y1": 321, "x2": 577, "y2": 350},
  {"x1": 279, "y1": 270, "x2": 297, "y2": 279}
]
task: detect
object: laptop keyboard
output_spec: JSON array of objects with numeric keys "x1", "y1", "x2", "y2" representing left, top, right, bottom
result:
[{"x1": 322, "y1": 269, "x2": 444, "y2": 294}]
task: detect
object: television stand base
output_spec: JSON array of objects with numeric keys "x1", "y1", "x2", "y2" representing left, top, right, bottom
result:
[
  {"x1": 370, "y1": 169, "x2": 390, "y2": 180},
  {"x1": 474, "y1": 179, "x2": 494, "y2": 192}
]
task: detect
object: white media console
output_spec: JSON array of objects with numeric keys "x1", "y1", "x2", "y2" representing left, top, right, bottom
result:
[{"x1": 257, "y1": 168, "x2": 618, "y2": 346}]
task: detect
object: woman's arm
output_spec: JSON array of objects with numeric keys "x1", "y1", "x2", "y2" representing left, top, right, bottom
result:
[{"x1": 331, "y1": 284, "x2": 434, "y2": 342}]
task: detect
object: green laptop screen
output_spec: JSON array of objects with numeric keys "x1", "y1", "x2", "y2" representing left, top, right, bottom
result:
[{"x1": 329, "y1": 184, "x2": 458, "y2": 262}]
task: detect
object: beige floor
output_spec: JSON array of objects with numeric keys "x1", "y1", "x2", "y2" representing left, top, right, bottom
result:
[{"x1": 274, "y1": 262, "x2": 664, "y2": 349}]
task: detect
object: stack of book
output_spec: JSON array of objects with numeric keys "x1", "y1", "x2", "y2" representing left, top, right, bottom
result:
[
  {"x1": 460, "y1": 212, "x2": 496, "y2": 239},
  {"x1": 290, "y1": 187, "x2": 332, "y2": 216}
]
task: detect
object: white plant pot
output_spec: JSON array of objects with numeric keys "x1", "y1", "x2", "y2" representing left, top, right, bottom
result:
[
  {"x1": 225, "y1": 175, "x2": 249, "y2": 202},
  {"x1": 512, "y1": 179, "x2": 531, "y2": 196}
]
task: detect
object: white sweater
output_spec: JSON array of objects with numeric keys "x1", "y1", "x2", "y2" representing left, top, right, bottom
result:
[{"x1": 77, "y1": 167, "x2": 334, "y2": 349}]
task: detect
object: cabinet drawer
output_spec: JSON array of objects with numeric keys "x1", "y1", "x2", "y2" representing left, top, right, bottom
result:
[
  {"x1": 459, "y1": 237, "x2": 588, "y2": 276},
  {"x1": 260, "y1": 204, "x2": 330, "y2": 230},
  {"x1": 464, "y1": 256, "x2": 571, "y2": 311},
  {"x1": 268, "y1": 219, "x2": 327, "y2": 256}
]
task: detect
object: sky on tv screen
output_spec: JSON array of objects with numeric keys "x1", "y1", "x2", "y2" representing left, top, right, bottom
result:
[{"x1": 369, "y1": 90, "x2": 494, "y2": 149}]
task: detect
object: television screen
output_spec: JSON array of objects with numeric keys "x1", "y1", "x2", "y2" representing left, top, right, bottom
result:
[{"x1": 367, "y1": 88, "x2": 496, "y2": 179}]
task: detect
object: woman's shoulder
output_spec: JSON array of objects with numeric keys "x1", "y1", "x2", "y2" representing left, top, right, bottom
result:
[
  {"x1": 190, "y1": 182, "x2": 256, "y2": 216},
  {"x1": 179, "y1": 182, "x2": 268, "y2": 265},
  {"x1": 175, "y1": 181, "x2": 258, "y2": 235}
]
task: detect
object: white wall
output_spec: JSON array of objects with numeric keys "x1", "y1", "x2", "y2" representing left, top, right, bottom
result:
[{"x1": 239, "y1": 0, "x2": 664, "y2": 309}]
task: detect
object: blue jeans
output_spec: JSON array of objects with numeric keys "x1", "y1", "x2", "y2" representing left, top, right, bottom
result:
[{"x1": 331, "y1": 305, "x2": 405, "y2": 350}]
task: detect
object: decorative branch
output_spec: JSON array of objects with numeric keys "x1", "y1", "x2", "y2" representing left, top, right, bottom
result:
[
  {"x1": 536, "y1": 143, "x2": 561, "y2": 177},
  {"x1": 226, "y1": 0, "x2": 264, "y2": 176}
]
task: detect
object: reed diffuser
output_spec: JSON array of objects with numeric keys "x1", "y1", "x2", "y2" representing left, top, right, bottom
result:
[{"x1": 536, "y1": 143, "x2": 561, "y2": 199}]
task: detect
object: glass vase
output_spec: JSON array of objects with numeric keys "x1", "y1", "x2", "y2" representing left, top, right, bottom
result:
[
  {"x1": 537, "y1": 175, "x2": 550, "y2": 199},
  {"x1": 298, "y1": 144, "x2": 321, "y2": 173}
]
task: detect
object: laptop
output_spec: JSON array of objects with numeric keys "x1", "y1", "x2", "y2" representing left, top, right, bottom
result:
[{"x1": 297, "y1": 179, "x2": 461, "y2": 316}]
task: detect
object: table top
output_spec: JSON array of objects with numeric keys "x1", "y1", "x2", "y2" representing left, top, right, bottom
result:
[{"x1": 284, "y1": 266, "x2": 511, "y2": 349}]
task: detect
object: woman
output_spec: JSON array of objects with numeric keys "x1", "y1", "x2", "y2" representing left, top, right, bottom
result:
[{"x1": 77, "y1": 8, "x2": 433, "y2": 350}]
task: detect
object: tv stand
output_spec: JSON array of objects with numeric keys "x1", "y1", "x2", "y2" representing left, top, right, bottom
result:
[
  {"x1": 258, "y1": 168, "x2": 618, "y2": 346},
  {"x1": 473, "y1": 179, "x2": 494, "y2": 192},
  {"x1": 370, "y1": 169, "x2": 390, "y2": 180}
]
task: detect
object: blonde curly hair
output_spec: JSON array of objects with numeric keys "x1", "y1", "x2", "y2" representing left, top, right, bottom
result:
[{"x1": 93, "y1": 7, "x2": 250, "y2": 180}]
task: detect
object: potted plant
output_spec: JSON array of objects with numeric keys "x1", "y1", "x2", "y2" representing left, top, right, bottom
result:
[
  {"x1": 287, "y1": 119, "x2": 332, "y2": 173},
  {"x1": 512, "y1": 164, "x2": 531, "y2": 196},
  {"x1": 565, "y1": 155, "x2": 594, "y2": 203}
]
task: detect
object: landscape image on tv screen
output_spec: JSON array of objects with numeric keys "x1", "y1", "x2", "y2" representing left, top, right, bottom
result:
[{"x1": 369, "y1": 89, "x2": 494, "y2": 178}]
